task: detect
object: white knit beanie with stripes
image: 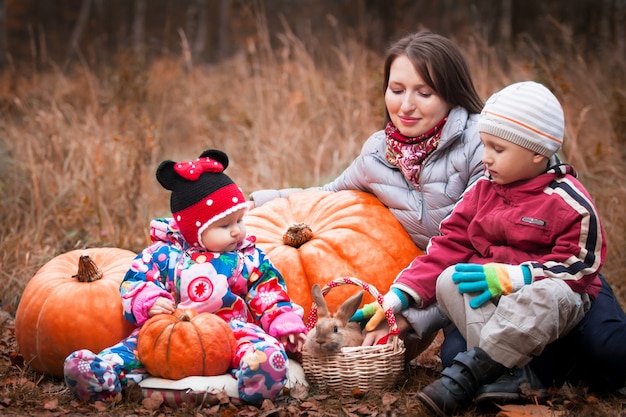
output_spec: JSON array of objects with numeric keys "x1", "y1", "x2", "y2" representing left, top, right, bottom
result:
[{"x1": 477, "y1": 81, "x2": 564, "y2": 157}]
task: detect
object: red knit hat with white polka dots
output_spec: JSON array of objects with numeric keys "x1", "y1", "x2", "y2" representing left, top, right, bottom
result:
[{"x1": 156, "y1": 149, "x2": 247, "y2": 248}]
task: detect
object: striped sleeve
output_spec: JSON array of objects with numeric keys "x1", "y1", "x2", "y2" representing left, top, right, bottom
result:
[{"x1": 527, "y1": 176, "x2": 605, "y2": 293}]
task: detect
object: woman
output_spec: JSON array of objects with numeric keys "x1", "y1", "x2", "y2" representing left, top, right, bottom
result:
[
  {"x1": 250, "y1": 31, "x2": 484, "y2": 251},
  {"x1": 250, "y1": 31, "x2": 484, "y2": 366}
]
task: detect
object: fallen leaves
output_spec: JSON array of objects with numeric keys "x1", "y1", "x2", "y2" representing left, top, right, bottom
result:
[
  {"x1": 0, "y1": 314, "x2": 625, "y2": 416},
  {"x1": 285, "y1": 382, "x2": 308, "y2": 400},
  {"x1": 496, "y1": 403, "x2": 567, "y2": 416},
  {"x1": 42, "y1": 398, "x2": 58, "y2": 410}
]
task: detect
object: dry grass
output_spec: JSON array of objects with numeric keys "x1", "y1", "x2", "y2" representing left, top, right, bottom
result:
[
  {"x1": 0, "y1": 27, "x2": 380, "y2": 307},
  {"x1": 1, "y1": 12, "x2": 625, "y2": 334},
  {"x1": 3, "y1": 20, "x2": 625, "y2": 310}
]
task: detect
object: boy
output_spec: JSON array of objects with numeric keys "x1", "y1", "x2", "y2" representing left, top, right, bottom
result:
[
  {"x1": 415, "y1": 81, "x2": 607, "y2": 415},
  {"x1": 360, "y1": 81, "x2": 606, "y2": 416}
]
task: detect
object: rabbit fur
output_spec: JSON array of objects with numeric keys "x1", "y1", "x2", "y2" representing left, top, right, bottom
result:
[{"x1": 304, "y1": 284, "x2": 365, "y2": 354}]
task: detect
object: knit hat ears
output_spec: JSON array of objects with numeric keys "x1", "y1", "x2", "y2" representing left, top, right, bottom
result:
[
  {"x1": 156, "y1": 149, "x2": 247, "y2": 248},
  {"x1": 477, "y1": 81, "x2": 564, "y2": 157}
]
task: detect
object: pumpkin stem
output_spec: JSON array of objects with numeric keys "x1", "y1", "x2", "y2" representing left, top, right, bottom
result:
[
  {"x1": 73, "y1": 255, "x2": 103, "y2": 282},
  {"x1": 179, "y1": 312, "x2": 192, "y2": 321},
  {"x1": 283, "y1": 223, "x2": 313, "y2": 248}
]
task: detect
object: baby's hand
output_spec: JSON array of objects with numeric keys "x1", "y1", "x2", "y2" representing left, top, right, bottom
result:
[
  {"x1": 280, "y1": 332, "x2": 307, "y2": 353},
  {"x1": 148, "y1": 297, "x2": 176, "y2": 317}
]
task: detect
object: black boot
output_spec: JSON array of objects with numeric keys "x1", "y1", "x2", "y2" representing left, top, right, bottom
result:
[
  {"x1": 417, "y1": 347, "x2": 507, "y2": 416},
  {"x1": 475, "y1": 365, "x2": 546, "y2": 403}
]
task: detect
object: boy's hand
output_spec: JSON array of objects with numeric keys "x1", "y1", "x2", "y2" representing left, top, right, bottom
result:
[
  {"x1": 350, "y1": 302, "x2": 385, "y2": 331},
  {"x1": 349, "y1": 288, "x2": 409, "y2": 331},
  {"x1": 452, "y1": 263, "x2": 532, "y2": 309}
]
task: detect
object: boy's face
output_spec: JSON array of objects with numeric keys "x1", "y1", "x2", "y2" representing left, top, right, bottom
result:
[
  {"x1": 480, "y1": 132, "x2": 549, "y2": 185},
  {"x1": 200, "y1": 209, "x2": 246, "y2": 252}
]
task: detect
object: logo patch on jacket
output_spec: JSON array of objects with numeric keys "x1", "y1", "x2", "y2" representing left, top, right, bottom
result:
[{"x1": 520, "y1": 217, "x2": 546, "y2": 227}]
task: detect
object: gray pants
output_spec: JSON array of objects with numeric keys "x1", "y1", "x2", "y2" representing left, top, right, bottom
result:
[{"x1": 436, "y1": 265, "x2": 590, "y2": 369}]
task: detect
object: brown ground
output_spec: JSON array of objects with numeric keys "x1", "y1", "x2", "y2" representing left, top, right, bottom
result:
[{"x1": 1, "y1": 310, "x2": 623, "y2": 417}]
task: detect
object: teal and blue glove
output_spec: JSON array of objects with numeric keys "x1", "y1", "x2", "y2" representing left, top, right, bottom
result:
[
  {"x1": 349, "y1": 287, "x2": 409, "y2": 331},
  {"x1": 452, "y1": 263, "x2": 532, "y2": 309}
]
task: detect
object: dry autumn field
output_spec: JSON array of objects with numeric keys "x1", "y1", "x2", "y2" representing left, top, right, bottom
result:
[{"x1": 1, "y1": 20, "x2": 625, "y2": 417}]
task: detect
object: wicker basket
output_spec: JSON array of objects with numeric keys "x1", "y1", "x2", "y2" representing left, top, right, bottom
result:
[{"x1": 301, "y1": 277, "x2": 405, "y2": 394}]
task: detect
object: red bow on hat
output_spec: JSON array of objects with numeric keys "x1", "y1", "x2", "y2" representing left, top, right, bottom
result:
[{"x1": 174, "y1": 157, "x2": 224, "y2": 181}]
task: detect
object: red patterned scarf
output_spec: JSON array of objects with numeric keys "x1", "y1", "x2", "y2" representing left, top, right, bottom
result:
[{"x1": 385, "y1": 117, "x2": 448, "y2": 188}]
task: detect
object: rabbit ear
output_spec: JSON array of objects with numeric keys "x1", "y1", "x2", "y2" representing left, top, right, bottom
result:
[
  {"x1": 334, "y1": 290, "x2": 365, "y2": 324},
  {"x1": 311, "y1": 284, "x2": 330, "y2": 318}
]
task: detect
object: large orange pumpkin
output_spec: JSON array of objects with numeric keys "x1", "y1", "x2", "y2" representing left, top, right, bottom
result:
[
  {"x1": 137, "y1": 308, "x2": 236, "y2": 380},
  {"x1": 15, "y1": 248, "x2": 137, "y2": 378},
  {"x1": 244, "y1": 190, "x2": 423, "y2": 318}
]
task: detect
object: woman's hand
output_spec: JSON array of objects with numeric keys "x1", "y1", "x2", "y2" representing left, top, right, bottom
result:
[
  {"x1": 362, "y1": 324, "x2": 389, "y2": 346},
  {"x1": 361, "y1": 312, "x2": 412, "y2": 346}
]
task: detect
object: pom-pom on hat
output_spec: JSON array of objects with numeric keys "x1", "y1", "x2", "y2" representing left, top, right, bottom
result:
[
  {"x1": 156, "y1": 149, "x2": 247, "y2": 248},
  {"x1": 477, "y1": 81, "x2": 564, "y2": 157}
]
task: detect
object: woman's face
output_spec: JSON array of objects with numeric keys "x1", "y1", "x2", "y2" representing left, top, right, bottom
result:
[{"x1": 385, "y1": 55, "x2": 451, "y2": 137}]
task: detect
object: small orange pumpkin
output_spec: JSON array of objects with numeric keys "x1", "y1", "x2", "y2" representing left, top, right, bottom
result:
[
  {"x1": 15, "y1": 248, "x2": 137, "y2": 378},
  {"x1": 244, "y1": 190, "x2": 423, "y2": 318},
  {"x1": 137, "y1": 308, "x2": 236, "y2": 380}
]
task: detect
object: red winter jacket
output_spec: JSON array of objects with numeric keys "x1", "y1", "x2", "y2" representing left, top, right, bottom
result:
[{"x1": 393, "y1": 163, "x2": 605, "y2": 308}]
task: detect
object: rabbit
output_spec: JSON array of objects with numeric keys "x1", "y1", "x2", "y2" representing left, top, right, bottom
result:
[{"x1": 304, "y1": 284, "x2": 365, "y2": 354}]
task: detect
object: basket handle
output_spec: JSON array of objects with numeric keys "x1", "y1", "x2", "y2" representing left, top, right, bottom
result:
[{"x1": 305, "y1": 276, "x2": 401, "y2": 347}]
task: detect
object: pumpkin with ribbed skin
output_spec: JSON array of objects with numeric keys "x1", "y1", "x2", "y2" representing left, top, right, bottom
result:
[
  {"x1": 15, "y1": 248, "x2": 137, "y2": 378},
  {"x1": 137, "y1": 308, "x2": 236, "y2": 380},
  {"x1": 244, "y1": 190, "x2": 423, "y2": 318}
]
